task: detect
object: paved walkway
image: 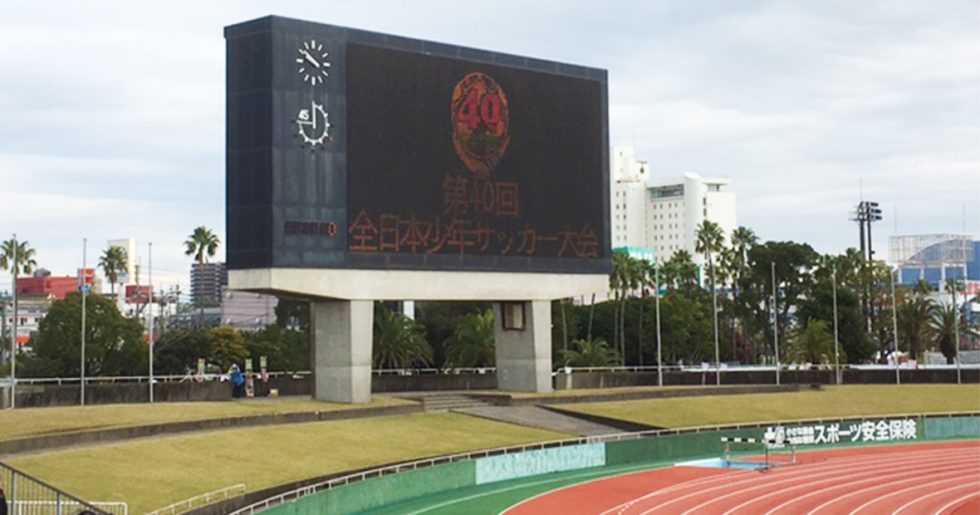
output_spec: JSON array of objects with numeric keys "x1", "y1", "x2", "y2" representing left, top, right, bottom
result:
[{"x1": 457, "y1": 406, "x2": 625, "y2": 437}]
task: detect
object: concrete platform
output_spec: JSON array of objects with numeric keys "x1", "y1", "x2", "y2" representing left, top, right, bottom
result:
[{"x1": 456, "y1": 406, "x2": 626, "y2": 437}]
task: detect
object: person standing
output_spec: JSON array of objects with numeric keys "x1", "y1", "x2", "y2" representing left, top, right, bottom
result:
[{"x1": 230, "y1": 364, "x2": 245, "y2": 399}]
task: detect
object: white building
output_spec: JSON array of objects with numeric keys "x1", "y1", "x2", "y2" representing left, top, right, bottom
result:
[
  {"x1": 609, "y1": 147, "x2": 737, "y2": 266},
  {"x1": 647, "y1": 173, "x2": 736, "y2": 266},
  {"x1": 611, "y1": 147, "x2": 650, "y2": 249}
]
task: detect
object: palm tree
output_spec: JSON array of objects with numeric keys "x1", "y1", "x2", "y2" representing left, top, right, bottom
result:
[
  {"x1": 184, "y1": 226, "x2": 220, "y2": 265},
  {"x1": 443, "y1": 310, "x2": 494, "y2": 367},
  {"x1": 696, "y1": 220, "x2": 725, "y2": 383},
  {"x1": 786, "y1": 320, "x2": 843, "y2": 366},
  {"x1": 0, "y1": 238, "x2": 36, "y2": 278},
  {"x1": 609, "y1": 253, "x2": 643, "y2": 361},
  {"x1": 1, "y1": 237, "x2": 36, "y2": 360},
  {"x1": 373, "y1": 309, "x2": 432, "y2": 369},
  {"x1": 930, "y1": 304, "x2": 961, "y2": 364},
  {"x1": 664, "y1": 250, "x2": 698, "y2": 294},
  {"x1": 559, "y1": 338, "x2": 622, "y2": 367},
  {"x1": 728, "y1": 227, "x2": 757, "y2": 361},
  {"x1": 98, "y1": 246, "x2": 127, "y2": 300},
  {"x1": 896, "y1": 296, "x2": 935, "y2": 361}
]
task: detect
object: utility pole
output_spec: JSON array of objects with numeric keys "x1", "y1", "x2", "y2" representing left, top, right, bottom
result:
[
  {"x1": 81, "y1": 238, "x2": 88, "y2": 406},
  {"x1": 952, "y1": 281, "x2": 962, "y2": 385},
  {"x1": 9, "y1": 233, "x2": 16, "y2": 409},
  {"x1": 890, "y1": 268, "x2": 901, "y2": 385},
  {"x1": 711, "y1": 253, "x2": 720, "y2": 386},
  {"x1": 148, "y1": 242, "x2": 154, "y2": 403},
  {"x1": 772, "y1": 261, "x2": 780, "y2": 386},
  {"x1": 655, "y1": 263, "x2": 663, "y2": 388},
  {"x1": 832, "y1": 264, "x2": 841, "y2": 385}
]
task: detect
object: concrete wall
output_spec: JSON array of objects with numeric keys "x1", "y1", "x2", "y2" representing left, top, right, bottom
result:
[
  {"x1": 2, "y1": 380, "x2": 231, "y2": 408},
  {"x1": 555, "y1": 369, "x2": 980, "y2": 390}
]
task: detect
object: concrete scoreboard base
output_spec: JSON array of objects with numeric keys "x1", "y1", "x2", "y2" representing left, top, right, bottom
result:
[{"x1": 230, "y1": 269, "x2": 606, "y2": 403}]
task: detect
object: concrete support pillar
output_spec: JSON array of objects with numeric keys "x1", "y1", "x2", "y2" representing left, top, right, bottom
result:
[
  {"x1": 311, "y1": 300, "x2": 374, "y2": 403},
  {"x1": 494, "y1": 300, "x2": 553, "y2": 393}
]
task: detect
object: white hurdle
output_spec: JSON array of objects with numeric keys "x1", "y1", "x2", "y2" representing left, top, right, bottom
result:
[{"x1": 721, "y1": 436, "x2": 796, "y2": 469}]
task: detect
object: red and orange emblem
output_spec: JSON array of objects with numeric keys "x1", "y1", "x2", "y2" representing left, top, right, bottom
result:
[{"x1": 451, "y1": 72, "x2": 510, "y2": 177}]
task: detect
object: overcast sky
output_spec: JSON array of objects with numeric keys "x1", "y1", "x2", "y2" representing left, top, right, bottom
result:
[{"x1": 1, "y1": 0, "x2": 977, "y2": 293}]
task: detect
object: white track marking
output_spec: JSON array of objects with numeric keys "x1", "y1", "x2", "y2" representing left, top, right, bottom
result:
[
  {"x1": 619, "y1": 451, "x2": 957, "y2": 514},
  {"x1": 741, "y1": 456, "x2": 980, "y2": 515},
  {"x1": 933, "y1": 491, "x2": 980, "y2": 515},
  {"x1": 498, "y1": 462, "x2": 676, "y2": 515},
  {"x1": 892, "y1": 482, "x2": 979, "y2": 515},
  {"x1": 600, "y1": 445, "x2": 969, "y2": 515},
  {"x1": 406, "y1": 461, "x2": 654, "y2": 515},
  {"x1": 631, "y1": 449, "x2": 968, "y2": 515},
  {"x1": 845, "y1": 468, "x2": 980, "y2": 515},
  {"x1": 675, "y1": 453, "x2": 973, "y2": 515}
]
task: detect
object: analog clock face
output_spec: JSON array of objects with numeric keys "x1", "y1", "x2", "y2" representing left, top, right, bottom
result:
[
  {"x1": 297, "y1": 39, "x2": 330, "y2": 85},
  {"x1": 296, "y1": 100, "x2": 331, "y2": 148}
]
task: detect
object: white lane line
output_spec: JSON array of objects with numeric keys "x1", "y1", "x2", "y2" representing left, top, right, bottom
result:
[
  {"x1": 843, "y1": 468, "x2": 979, "y2": 515},
  {"x1": 497, "y1": 462, "x2": 677, "y2": 515},
  {"x1": 678, "y1": 454, "x2": 974, "y2": 515},
  {"x1": 600, "y1": 445, "x2": 973, "y2": 515},
  {"x1": 632, "y1": 450, "x2": 970, "y2": 515},
  {"x1": 893, "y1": 482, "x2": 979, "y2": 515},
  {"x1": 933, "y1": 491, "x2": 980, "y2": 515},
  {"x1": 746, "y1": 457, "x2": 980, "y2": 515},
  {"x1": 405, "y1": 461, "x2": 655, "y2": 515}
]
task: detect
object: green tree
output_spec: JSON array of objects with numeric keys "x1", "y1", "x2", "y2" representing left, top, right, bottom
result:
[
  {"x1": 208, "y1": 326, "x2": 249, "y2": 369},
  {"x1": 786, "y1": 320, "x2": 844, "y2": 366},
  {"x1": 930, "y1": 304, "x2": 961, "y2": 364},
  {"x1": 727, "y1": 226, "x2": 757, "y2": 361},
  {"x1": 662, "y1": 250, "x2": 699, "y2": 293},
  {"x1": 443, "y1": 310, "x2": 495, "y2": 367},
  {"x1": 184, "y1": 226, "x2": 221, "y2": 265},
  {"x1": 26, "y1": 292, "x2": 146, "y2": 377},
  {"x1": 798, "y1": 274, "x2": 874, "y2": 363},
  {"x1": 98, "y1": 245, "x2": 127, "y2": 300},
  {"x1": 1, "y1": 238, "x2": 37, "y2": 278},
  {"x1": 558, "y1": 338, "x2": 622, "y2": 367},
  {"x1": 373, "y1": 309, "x2": 432, "y2": 369},
  {"x1": 896, "y1": 295, "x2": 934, "y2": 361},
  {"x1": 153, "y1": 327, "x2": 210, "y2": 375},
  {"x1": 1, "y1": 237, "x2": 36, "y2": 366},
  {"x1": 696, "y1": 220, "x2": 726, "y2": 373}
]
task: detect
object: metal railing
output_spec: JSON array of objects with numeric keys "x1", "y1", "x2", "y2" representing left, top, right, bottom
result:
[
  {"x1": 227, "y1": 411, "x2": 979, "y2": 515},
  {"x1": 0, "y1": 461, "x2": 122, "y2": 515},
  {"x1": 146, "y1": 484, "x2": 245, "y2": 515}
]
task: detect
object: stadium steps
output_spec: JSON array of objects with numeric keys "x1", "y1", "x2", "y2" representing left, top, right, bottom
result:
[{"x1": 419, "y1": 394, "x2": 496, "y2": 412}]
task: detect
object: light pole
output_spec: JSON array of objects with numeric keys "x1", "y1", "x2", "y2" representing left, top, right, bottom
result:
[
  {"x1": 148, "y1": 242, "x2": 154, "y2": 403},
  {"x1": 772, "y1": 261, "x2": 780, "y2": 386},
  {"x1": 890, "y1": 268, "x2": 900, "y2": 385},
  {"x1": 832, "y1": 264, "x2": 841, "y2": 385},
  {"x1": 711, "y1": 254, "x2": 720, "y2": 386},
  {"x1": 81, "y1": 238, "x2": 87, "y2": 406},
  {"x1": 9, "y1": 233, "x2": 17, "y2": 409},
  {"x1": 951, "y1": 280, "x2": 962, "y2": 385},
  {"x1": 655, "y1": 263, "x2": 663, "y2": 388}
]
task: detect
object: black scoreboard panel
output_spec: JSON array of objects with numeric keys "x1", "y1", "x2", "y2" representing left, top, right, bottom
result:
[{"x1": 226, "y1": 16, "x2": 609, "y2": 274}]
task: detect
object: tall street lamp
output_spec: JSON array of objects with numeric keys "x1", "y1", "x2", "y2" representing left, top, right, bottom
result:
[{"x1": 832, "y1": 264, "x2": 841, "y2": 385}]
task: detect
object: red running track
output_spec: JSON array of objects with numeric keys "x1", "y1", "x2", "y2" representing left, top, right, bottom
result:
[{"x1": 505, "y1": 440, "x2": 980, "y2": 515}]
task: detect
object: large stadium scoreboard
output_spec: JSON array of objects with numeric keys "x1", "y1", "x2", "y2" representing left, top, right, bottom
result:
[{"x1": 225, "y1": 16, "x2": 609, "y2": 276}]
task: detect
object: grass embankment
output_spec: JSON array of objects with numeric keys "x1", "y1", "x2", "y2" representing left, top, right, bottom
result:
[
  {"x1": 562, "y1": 384, "x2": 980, "y2": 428},
  {"x1": 8, "y1": 412, "x2": 568, "y2": 514},
  {"x1": 0, "y1": 396, "x2": 413, "y2": 442}
]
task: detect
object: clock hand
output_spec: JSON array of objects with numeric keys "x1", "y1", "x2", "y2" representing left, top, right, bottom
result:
[{"x1": 300, "y1": 49, "x2": 320, "y2": 68}]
